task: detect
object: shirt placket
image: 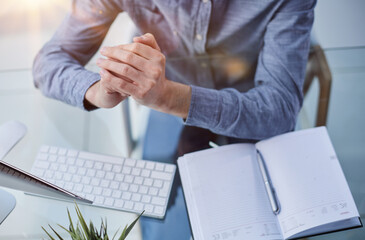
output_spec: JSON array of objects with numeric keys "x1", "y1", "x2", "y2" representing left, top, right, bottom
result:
[{"x1": 193, "y1": 0, "x2": 214, "y2": 88}]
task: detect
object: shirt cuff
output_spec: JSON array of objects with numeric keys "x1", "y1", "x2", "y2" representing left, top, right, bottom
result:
[
  {"x1": 70, "y1": 70, "x2": 100, "y2": 110},
  {"x1": 185, "y1": 85, "x2": 220, "y2": 129}
]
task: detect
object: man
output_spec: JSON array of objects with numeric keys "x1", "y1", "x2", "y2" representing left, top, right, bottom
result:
[{"x1": 33, "y1": 1, "x2": 316, "y2": 239}]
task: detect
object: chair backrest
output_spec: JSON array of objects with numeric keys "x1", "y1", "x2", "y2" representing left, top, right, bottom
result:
[{"x1": 303, "y1": 44, "x2": 332, "y2": 126}]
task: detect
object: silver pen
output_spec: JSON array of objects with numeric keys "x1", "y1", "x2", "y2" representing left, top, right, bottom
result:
[{"x1": 256, "y1": 150, "x2": 280, "y2": 215}]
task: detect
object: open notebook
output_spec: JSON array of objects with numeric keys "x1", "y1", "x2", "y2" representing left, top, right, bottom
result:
[{"x1": 178, "y1": 127, "x2": 362, "y2": 240}]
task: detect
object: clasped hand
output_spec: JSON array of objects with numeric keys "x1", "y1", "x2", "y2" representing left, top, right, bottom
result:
[{"x1": 85, "y1": 33, "x2": 191, "y2": 118}]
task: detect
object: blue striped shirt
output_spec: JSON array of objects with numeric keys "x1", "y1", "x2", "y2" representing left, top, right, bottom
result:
[{"x1": 33, "y1": 0, "x2": 316, "y2": 139}]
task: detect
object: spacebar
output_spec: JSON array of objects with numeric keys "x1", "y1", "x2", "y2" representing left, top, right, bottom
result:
[{"x1": 78, "y1": 151, "x2": 123, "y2": 164}]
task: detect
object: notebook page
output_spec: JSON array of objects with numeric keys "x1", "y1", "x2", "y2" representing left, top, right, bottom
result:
[
  {"x1": 256, "y1": 127, "x2": 360, "y2": 239},
  {"x1": 178, "y1": 144, "x2": 281, "y2": 240}
]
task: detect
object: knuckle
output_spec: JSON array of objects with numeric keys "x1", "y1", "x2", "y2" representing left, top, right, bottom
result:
[
  {"x1": 151, "y1": 68, "x2": 162, "y2": 79},
  {"x1": 120, "y1": 65, "x2": 130, "y2": 76},
  {"x1": 131, "y1": 43, "x2": 140, "y2": 52},
  {"x1": 158, "y1": 53, "x2": 166, "y2": 64},
  {"x1": 118, "y1": 80, "x2": 127, "y2": 89},
  {"x1": 124, "y1": 52, "x2": 133, "y2": 62}
]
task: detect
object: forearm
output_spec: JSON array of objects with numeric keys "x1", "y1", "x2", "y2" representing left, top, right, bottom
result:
[{"x1": 154, "y1": 80, "x2": 191, "y2": 119}]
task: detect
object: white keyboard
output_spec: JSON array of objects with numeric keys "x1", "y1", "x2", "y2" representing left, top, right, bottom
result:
[{"x1": 30, "y1": 145, "x2": 176, "y2": 219}]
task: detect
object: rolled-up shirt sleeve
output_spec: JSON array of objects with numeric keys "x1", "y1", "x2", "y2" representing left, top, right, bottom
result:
[
  {"x1": 33, "y1": 0, "x2": 120, "y2": 109},
  {"x1": 185, "y1": 1, "x2": 315, "y2": 140}
]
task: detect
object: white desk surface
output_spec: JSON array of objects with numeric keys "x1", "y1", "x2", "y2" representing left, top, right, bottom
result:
[{"x1": 0, "y1": 69, "x2": 142, "y2": 239}]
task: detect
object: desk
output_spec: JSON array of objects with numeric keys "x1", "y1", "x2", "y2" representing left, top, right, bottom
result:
[{"x1": 0, "y1": 69, "x2": 142, "y2": 239}]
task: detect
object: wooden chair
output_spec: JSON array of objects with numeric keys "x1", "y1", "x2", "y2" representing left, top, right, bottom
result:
[{"x1": 303, "y1": 44, "x2": 332, "y2": 126}]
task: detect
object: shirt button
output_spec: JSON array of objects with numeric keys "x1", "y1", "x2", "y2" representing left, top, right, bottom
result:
[
  {"x1": 202, "y1": 0, "x2": 209, "y2": 3},
  {"x1": 200, "y1": 62, "x2": 207, "y2": 68},
  {"x1": 173, "y1": 30, "x2": 178, "y2": 36},
  {"x1": 196, "y1": 34, "x2": 203, "y2": 41}
]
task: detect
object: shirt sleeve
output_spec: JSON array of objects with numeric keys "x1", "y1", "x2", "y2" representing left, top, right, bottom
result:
[
  {"x1": 32, "y1": 0, "x2": 121, "y2": 109},
  {"x1": 185, "y1": 1, "x2": 316, "y2": 140}
]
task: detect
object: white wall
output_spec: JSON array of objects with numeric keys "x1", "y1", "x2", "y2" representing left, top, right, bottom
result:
[{"x1": 313, "y1": 0, "x2": 365, "y2": 49}]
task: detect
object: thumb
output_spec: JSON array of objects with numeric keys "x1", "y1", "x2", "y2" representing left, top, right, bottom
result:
[{"x1": 133, "y1": 33, "x2": 161, "y2": 51}]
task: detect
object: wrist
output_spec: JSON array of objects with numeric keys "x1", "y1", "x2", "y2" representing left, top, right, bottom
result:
[
  {"x1": 159, "y1": 80, "x2": 191, "y2": 118},
  {"x1": 84, "y1": 81, "x2": 100, "y2": 109}
]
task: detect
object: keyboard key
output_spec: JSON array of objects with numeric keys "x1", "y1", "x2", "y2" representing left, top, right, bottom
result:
[
  {"x1": 115, "y1": 199, "x2": 124, "y2": 208},
  {"x1": 141, "y1": 169, "x2": 150, "y2": 177},
  {"x1": 100, "y1": 179, "x2": 110, "y2": 188},
  {"x1": 151, "y1": 171, "x2": 172, "y2": 181},
  {"x1": 134, "y1": 176, "x2": 144, "y2": 185},
  {"x1": 68, "y1": 166, "x2": 77, "y2": 174},
  {"x1": 49, "y1": 147, "x2": 58, "y2": 154},
  {"x1": 154, "y1": 206, "x2": 164, "y2": 215},
  {"x1": 122, "y1": 192, "x2": 131, "y2": 200},
  {"x1": 125, "y1": 175, "x2": 134, "y2": 183},
  {"x1": 149, "y1": 187, "x2": 158, "y2": 196},
  {"x1": 125, "y1": 158, "x2": 136, "y2": 167},
  {"x1": 110, "y1": 181, "x2": 119, "y2": 189},
  {"x1": 78, "y1": 151, "x2": 121, "y2": 163},
  {"x1": 119, "y1": 183, "x2": 129, "y2": 191},
  {"x1": 143, "y1": 178, "x2": 153, "y2": 186},
  {"x1": 67, "y1": 150, "x2": 78, "y2": 157},
  {"x1": 86, "y1": 169, "x2": 96, "y2": 177},
  {"x1": 63, "y1": 173, "x2": 72, "y2": 182},
  {"x1": 84, "y1": 160, "x2": 94, "y2": 168},
  {"x1": 72, "y1": 175, "x2": 81, "y2": 183},
  {"x1": 81, "y1": 176, "x2": 91, "y2": 185},
  {"x1": 94, "y1": 162, "x2": 103, "y2": 170},
  {"x1": 112, "y1": 190, "x2": 122, "y2": 198},
  {"x1": 139, "y1": 186, "x2": 148, "y2": 194},
  {"x1": 32, "y1": 168, "x2": 44, "y2": 177},
  {"x1": 165, "y1": 164, "x2": 175, "y2": 173},
  {"x1": 155, "y1": 163, "x2": 164, "y2": 171},
  {"x1": 146, "y1": 162, "x2": 155, "y2": 170},
  {"x1": 54, "y1": 172, "x2": 63, "y2": 180},
  {"x1": 57, "y1": 156, "x2": 66, "y2": 164},
  {"x1": 122, "y1": 166, "x2": 131, "y2": 174},
  {"x1": 49, "y1": 155, "x2": 57, "y2": 162},
  {"x1": 77, "y1": 167, "x2": 87, "y2": 176},
  {"x1": 84, "y1": 185, "x2": 93, "y2": 194},
  {"x1": 152, "y1": 197, "x2": 166, "y2": 206},
  {"x1": 64, "y1": 182, "x2": 74, "y2": 191},
  {"x1": 124, "y1": 201, "x2": 134, "y2": 210},
  {"x1": 103, "y1": 163, "x2": 112, "y2": 171},
  {"x1": 144, "y1": 204, "x2": 154, "y2": 214},
  {"x1": 153, "y1": 179, "x2": 163, "y2": 188},
  {"x1": 50, "y1": 163, "x2": 58, "y2": 171},
  {"x1": 136, "y1": 160, "x2": 145, "y2": 168},
  {"x1": 67, "y1": 157, "x2": 76, "y2": 165},
  {"x1": 134, "y1": 202, "x2": 144, "y2": 212},
  {"x1": 93, "y1": 187, "x2": 102, "y2": 195},
  {"x1": 112, "y1": 164, "x2": 122, "y2": 173},
  {"x1": 58, "y1": 164, "x2": 67, "y2": 172},
  {"x1": 58, "y1": 148, "x2": 67, "y2": 155},
  {"x1": 129, "y1": 184, "x2": 138, "y2": 193},
  {"x1": 102, "y1": 188, "x2": 112, "y2": 197},
  {"x1": 75, "y1": 158, "x2": 85, "y2": 167},
  {"x1": 159, "y1": 189, "x2": 169, "y2": 198},
  {"x1": 91, "y1": 178, "x2": 100, "y2": 186},
  {"x1": 86, "y1": 194, "x2": 95, "y2": 201},
  {"x1": 44, "y1": 170, "x2": 54, "y2": 179},
  {"x1": 141, "y1": 195, "x2": 151, "y2": 203},
  {"x1": 74, "y1": 184, "x2": 83, "y2": 192},
  {"x1": 131, "y1": 168, "x2": 141, "y2": 176},
  {"x1": 96, "y1": 170, "x2": 105, "y2": 178},
  {"x1": 115, "y1": 173, "x2": 124, "y2": 181},
  {"x1": 132, "y1": 193, "x2": 141, "y2": 202},
  {"x1": 94, "y1": 196, "x2": 104, "y2": 205},
  {"x1": 105, "y1": 172, "x2": 115, "y2": 180},
  {"x1": 104, "y1": 198, "x2": 114, "y2": 206}
]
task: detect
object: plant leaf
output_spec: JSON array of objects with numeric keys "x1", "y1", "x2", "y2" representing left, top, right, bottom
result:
[
  {"x1": 42, "y1": 226, "x2": 57, "y2": 240},
  {"x1": 118, "y1": 211, "x2": 144, "y2": 240}
]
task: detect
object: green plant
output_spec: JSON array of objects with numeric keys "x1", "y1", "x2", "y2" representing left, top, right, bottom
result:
[{"x1": 42, "y1": 204, "x2": 144, "y2": 240}]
